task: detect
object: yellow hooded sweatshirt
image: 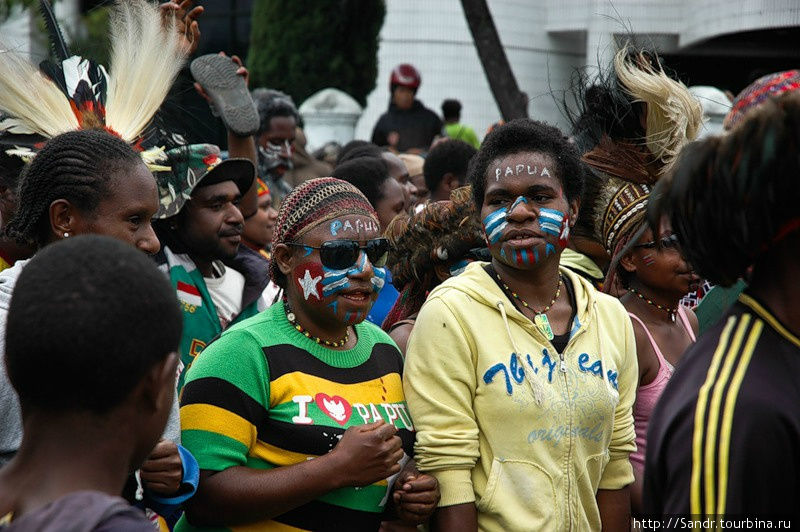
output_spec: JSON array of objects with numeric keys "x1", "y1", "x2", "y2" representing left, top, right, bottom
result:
[{"x1": 403, "y1": 262, "x2": 637, "y2": 531}]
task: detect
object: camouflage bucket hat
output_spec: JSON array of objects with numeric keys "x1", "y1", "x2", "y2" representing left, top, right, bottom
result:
[{"x1": 154, "y1": 144, "x2": 255, "y2": 219}]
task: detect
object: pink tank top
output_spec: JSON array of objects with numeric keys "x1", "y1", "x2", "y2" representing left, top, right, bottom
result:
[{"x1": 628, "y1": 306, "x2": 696, "y2": 473}]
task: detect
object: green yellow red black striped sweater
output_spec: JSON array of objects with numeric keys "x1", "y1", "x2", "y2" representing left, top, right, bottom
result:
[{"x1": 176, "y1": 301, "x2": 414, "y2": 532}]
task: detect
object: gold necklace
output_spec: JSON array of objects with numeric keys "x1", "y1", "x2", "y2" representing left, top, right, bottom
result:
[
  {"x1": 285, "y1": 304, "x2": 349, "y2": 347},
  {"x1": 496, "y1": 273, "x2": 563, "y2": 340}
]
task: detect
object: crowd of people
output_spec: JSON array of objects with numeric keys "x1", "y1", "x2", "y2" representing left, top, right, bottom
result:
[{"x1": 0, "y1": 1, "x2": 798, "y2": 531}]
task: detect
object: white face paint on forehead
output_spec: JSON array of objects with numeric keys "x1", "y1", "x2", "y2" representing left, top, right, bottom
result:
[
  {"x1": 493, "y1": 164, "x2": 551, "y2": 181},
  {"x1": 329, "y1": 218, "x2": 380, "y2": 237}
]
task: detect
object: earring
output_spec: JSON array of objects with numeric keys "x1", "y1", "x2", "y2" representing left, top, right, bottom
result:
[{"x1": 63, "y1": 232, "x2": 70, "y2": 238}]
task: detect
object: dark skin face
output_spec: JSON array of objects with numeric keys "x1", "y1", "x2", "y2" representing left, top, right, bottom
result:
[
  {"x1": 176, "y1": 181, "x2": 244, "y2": 277},
  {"x1": 392, "y1": 86, "x2": 415, "y2": 110},
  {"x1": 274, "y1": 215, "x2": 384, "y2": 347},
  {"x1": 243, "y1": 193, "x2": 278, "y2": 250},
  {"x1": 619, "y1": 220, "x2": 700, "y2": 302},
  {"x1": 410, "y1": 173, "x2": 429, "y2": 204},
  {"x1": 50, "y1": 162, "x2": 161, "y2": 255},
  {"x1": 480, "y1": 151, "x2": 579, "y2": 335},
  {"x1": 374, "y1": 178, "x2": 406, "y2": 232},
  {"x1": 383, "y1": 152, "x2": 418, "y2": 209},
  {"x1": 257, "y1": 116, "x2": 297, "y2": 176}
]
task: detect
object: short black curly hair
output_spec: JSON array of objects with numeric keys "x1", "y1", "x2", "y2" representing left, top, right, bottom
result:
[
  {"x1": 6, "y1": 235, "x2": 182, "y2": 414},
  {"x1": 467, "y1": 118, "x2": 585, "y2": 209},
  {"x1": 424, "y1": 139, "x2": 476, "y2": 192},
  {"x1": 331, "y1": 157, "x2": 391, "y2": 207},
  {"x1": 252, "y1": 88, "x2": 300, "y2": 135}
]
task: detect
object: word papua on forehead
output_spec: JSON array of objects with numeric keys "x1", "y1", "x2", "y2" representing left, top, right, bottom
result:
[
  {"x1": 495, "y1": 164, "x2": 551, "y2": 181},
  {"x1": 330, "y1": 218, "x2": 378, "y2": 236}
]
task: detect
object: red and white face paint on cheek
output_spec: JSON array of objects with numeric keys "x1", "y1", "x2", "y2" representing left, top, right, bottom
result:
[{"x1": 292, "y1": 262, "x2": 325, "y2": 303}]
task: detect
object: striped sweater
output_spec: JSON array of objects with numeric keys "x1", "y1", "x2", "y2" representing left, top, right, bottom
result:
[
  {"x1": 644, "y1": 293, "x2": 800, "y2": 519},
  {"x1": 176, "y1": 301, "x2": 414, "y2": 531}
]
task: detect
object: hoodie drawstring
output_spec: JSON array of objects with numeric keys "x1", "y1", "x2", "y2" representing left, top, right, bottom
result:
[{"x1": 496, "y1": 300, "x2": 544, "y2": 405}]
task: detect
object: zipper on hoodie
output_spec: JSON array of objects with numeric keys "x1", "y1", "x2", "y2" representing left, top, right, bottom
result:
[{"x1": 560, "y1": 349, "x2": 574, "y2": 530}]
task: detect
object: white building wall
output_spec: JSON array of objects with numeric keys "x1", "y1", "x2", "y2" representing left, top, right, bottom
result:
[
  {"x1": 356, "y1": 0, "x2": 800, "y2": 145},
  {"x1": 0, "y1": 0, "x2": 81, "y2": 61}
]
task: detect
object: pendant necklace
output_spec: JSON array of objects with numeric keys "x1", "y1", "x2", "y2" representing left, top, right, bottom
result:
[
  {"x1": 496, "y1": 273, "x2": 562, "y2": 341},
  {"x1": 628, "y1": 286, "x2": 677, "y2": 323}
]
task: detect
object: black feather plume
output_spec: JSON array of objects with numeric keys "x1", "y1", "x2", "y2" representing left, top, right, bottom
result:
[{"x1": 39, "y1": 0, "x2": 70, "y2": 61}]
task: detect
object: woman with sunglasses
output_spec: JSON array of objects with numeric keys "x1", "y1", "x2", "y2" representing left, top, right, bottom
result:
[
  {"x1": 605, "y1": 217, "x2": 699, "y2": 515},
  {"x1": 177, "y1": 177, "x2": 438, "y2": 531},
  {"x1": 403, "y1": 119, "x2": 638, "y2": 531}
]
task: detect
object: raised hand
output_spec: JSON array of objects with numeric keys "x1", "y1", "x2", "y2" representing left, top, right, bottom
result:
[{"x1": 160, "y1": 1, "x2": 204, "y2": 56}]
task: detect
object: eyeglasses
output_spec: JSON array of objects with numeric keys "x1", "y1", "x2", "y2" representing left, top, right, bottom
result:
[
  {"x1": 289, "y1": 238, "x2": 390, "y2": 270},
  {"x1": 634, "y1": 234, "x2": 680, "y2": 250}
]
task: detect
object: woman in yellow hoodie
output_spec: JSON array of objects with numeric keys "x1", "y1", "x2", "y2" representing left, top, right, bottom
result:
[{"x1": 403, "y1": 119, "x2": 637, "y2": 531}]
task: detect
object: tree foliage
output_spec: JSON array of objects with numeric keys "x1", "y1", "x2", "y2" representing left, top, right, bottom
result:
[{"x1": 248, "y1": 0, "x2": 385, "y2": 108}]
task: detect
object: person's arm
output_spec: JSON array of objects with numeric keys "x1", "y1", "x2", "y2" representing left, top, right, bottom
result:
[
  {"x1": 597, "y1": 486, "x2": 630, "y2": 532},
  {"x1": 372, "y1": 116, "x2": 388, "y2": 147},
  {"x1": 388, "y1": 322, "x2": 413, "y2": 357},
  {"x1": 430, "y1": 503, "x2": 478, "y2": 532},
  {"x1": 193, "y1": 53, "x2": 259, "y2": 218},
  {"x1": 185, "y1": 421, "x2": 403, "y2": 526},
  {"x1": 403, "y1": 296, "x2": 480, "y2": 528}
]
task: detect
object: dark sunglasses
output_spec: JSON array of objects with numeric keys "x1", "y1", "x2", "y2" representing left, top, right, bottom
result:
[
  {"x1": 289, "y1": 238, "x2": 390, "y2": 270},
  {"x1": 634, "y1": 234, "x2": 680, "y2": 250}
]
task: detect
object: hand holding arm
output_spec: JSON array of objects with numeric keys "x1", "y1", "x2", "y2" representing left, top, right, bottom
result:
[
  {"x1": 140, "y1": 439, "x2": 183, "y2": 496},
  {"x1": 185, "y1": 421, "x2": 404, "y2": 526}
]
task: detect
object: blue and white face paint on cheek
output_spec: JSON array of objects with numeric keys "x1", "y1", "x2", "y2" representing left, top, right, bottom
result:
[
  {"x1": 539, "y1": 207, "x2": 566, "y2": 257},
  {"x1": 371, "y1": 266, "x2": 387, "y2": 293},
  {"x1": 320, "y1": 251, "x2": 368, "y2": 297},
  {"x1": 538, "y1": 208, "x2": 565, "y2": 237},
  {"x1": 483, "y1": 208, "x2": 508, "y2": 244}
]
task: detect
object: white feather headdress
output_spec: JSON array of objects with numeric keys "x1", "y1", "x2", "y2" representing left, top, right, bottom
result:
[{"x1": 0, "y1": 0, "x2": 185, "y2": 163}]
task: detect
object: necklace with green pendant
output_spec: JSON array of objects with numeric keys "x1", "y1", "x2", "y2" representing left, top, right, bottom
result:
[{"x1": 495, "y1": 273, "x2": 563, "y2": 341}]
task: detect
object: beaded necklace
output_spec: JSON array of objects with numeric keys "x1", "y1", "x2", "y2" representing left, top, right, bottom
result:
[
  {"x1": 285, "y1": 302, "x2": 349, "y2": 347},
  {"x1": 496, "y1": 273, "x2": 563, "y2": 340},
  {"x1": 628, "y1": 286, "x2": 676, "y2": 322}
]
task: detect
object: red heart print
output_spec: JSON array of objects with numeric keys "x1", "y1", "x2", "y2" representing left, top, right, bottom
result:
[{"x1": 315, "y1": 393, "x2": 352, "y2": 426}]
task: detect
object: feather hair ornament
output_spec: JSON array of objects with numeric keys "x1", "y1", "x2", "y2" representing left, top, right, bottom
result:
[
  {"x1": 614, "y1": 48, "x2": 703, "y2": 174},
  {"x1": 0, "y1": 0, "x2": 185, "y2": 154}
]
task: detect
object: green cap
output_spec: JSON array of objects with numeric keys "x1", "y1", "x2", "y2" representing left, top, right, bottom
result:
[{"x1": 154, "y1": 144, "x2": 255, "y2": 219}]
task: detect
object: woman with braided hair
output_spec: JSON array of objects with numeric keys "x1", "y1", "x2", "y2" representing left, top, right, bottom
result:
[
  {"x1": 382, "y1": 186, "x2": 484, "y2": 354},
  {"x1": 177, "y1": 177, "x2": 438, "y2": 531},
  {"x1": 0, "y1": 129, "x2": 200, "y2": 525},
  {"x1": 644, "y1": 92, "x2": 800, "y2": 519}
]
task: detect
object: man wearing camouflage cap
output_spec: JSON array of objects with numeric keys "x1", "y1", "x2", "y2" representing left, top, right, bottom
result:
[{"x1": 152, "y1": 144, "x2": 272, "y2": 389}]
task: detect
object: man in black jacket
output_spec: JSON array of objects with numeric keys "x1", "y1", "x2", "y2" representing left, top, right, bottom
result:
[{"x1": 371, "y1": 64, "x2": 442, "y2": 154}]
